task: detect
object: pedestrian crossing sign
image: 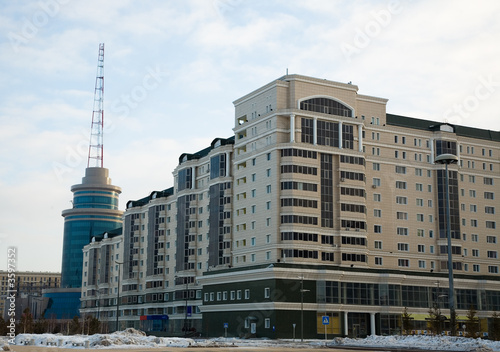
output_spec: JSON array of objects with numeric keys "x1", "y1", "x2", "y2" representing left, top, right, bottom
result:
[{"x1": 322, "y1": 316, "x2": 330, "y2": 325}]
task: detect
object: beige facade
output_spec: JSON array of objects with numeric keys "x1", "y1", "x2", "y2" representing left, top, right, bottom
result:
[{"x1": 81, "y1": 74, "x2": 499, "y2": 338}]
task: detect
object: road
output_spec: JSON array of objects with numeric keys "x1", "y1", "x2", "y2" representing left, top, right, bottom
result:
[{"x1": 8, "y1": 345, "x2": 390, "y2": 352}]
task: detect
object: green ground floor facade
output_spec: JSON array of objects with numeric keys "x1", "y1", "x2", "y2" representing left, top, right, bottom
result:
[{"x1": 199, "y1": 263, "x2": 500, "y2": 339}]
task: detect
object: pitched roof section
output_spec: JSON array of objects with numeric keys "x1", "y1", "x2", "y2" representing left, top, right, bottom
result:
[
  {"x1": 387, "y1": 113, "x2": 500, "y2": 142},
  {"x1": 178, "y1": 136, "x2": 234, "y2": 164},
  {"x1": 126, "y1": 187, "x2": 174, "y2": 209}
]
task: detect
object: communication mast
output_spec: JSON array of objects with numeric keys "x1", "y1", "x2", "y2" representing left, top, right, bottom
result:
[{"x1": 87, "y1": 43, "x2": 105, "y2": 168}]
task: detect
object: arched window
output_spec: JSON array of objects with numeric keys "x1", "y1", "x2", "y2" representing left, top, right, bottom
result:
[{"x1": 300, "y1": 97, "x2": 352, "y2": 117}]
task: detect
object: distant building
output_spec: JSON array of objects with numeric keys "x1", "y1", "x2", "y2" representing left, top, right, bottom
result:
[
  {"x1": 80, "y1": 74, "x2": 500, "y2": 338},
  {"x1": 0, "y1": 271, "x2": 60, "y2": 321}
]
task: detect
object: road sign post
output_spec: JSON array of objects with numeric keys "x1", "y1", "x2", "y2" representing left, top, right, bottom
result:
[
  {"x1": 223, "y1": 323, "x2": 228, "y2": 337},
  {"x1": 322, "y1": 316, "x2": 330, "y2": 341}
]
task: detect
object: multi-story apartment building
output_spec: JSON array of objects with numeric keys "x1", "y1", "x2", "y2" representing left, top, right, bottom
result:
[
  {"x1": 1, "y1": 271, "x2": 60, "y2": 320},
  {"x1": 81, "y1": 74, "x2": 499, "y2": 339}
]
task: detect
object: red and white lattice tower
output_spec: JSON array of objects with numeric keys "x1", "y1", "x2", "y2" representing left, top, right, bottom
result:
[{"x1": 87, "y1": 43, "x2": 105, "y2": 168}]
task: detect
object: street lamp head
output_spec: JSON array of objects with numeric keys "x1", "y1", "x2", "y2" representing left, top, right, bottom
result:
[{"x1": 435, "y1": 153, "x2": 458, "y2": 165}]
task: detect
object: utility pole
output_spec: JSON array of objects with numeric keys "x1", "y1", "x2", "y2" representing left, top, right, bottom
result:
[{"x1": 115, "y1": 261, "x2": 123, "y2": 332}]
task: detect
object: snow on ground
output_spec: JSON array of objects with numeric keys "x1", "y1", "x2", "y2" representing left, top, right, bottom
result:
[{"x1": 3, "y1": 328, "x2": 500, "y2": 351}]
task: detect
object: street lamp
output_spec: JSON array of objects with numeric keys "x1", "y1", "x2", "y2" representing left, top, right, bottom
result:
[
  {"x1": 298, "y1": 275, "x2": 310, "y2": 342},
  {"x1": 435, "y1": 153, "x2": 458, "y2": 336},
  {"x1": 115, "y1": 261, "x2": 123, "y2": 332}
]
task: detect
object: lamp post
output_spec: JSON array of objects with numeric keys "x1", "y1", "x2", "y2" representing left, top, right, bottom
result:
[
  {"x1": 435, "y1": 153, "x2": 458, "y2": 336},
  {"x1": 115, "y1": 261, "x2": 123, "y2": 332},
  {"x1": 299, "y1": 275, "x2": 310, "y2": 342}
]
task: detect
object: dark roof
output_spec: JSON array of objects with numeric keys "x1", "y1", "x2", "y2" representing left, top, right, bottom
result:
[
  {"x1": 126, "y1": 187, "x2": 174, "y2": 209},
  {"x1": 387, "y1": 113, "x2": 500, "y2": 142},
  {"x1": 92, "y1": 227, "x2": 123, "y2": 242},
  {"x1": 178, "y1": 136, "x2": 234, "y2": 164}
]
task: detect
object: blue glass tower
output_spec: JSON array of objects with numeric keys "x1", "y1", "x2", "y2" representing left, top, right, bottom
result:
[{"x1": 61, "y1": 167, "x2": 123, "y2": 288}]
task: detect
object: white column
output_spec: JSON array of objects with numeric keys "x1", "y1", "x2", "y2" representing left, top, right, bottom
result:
[
  {"x1": 225, "y1": 152, "x2": 230, "y2": 177},
  {"x1": 344, "y1": 311, "x2": 348, "y2": 337},
  {"x1": 338, "y1": 121, "x2": 343, "y2": 149},
  {"x1": 313, "y1": 117, "x2": 317, "y2": 145},
  {"x1": 430, "y1": 138, "x2": 434, "y2": 164},
  {"x1": 191, "y1": 167, "x2": 195, "y2": 189},
  {"x1": 290, "y1": 114, "x2": 295, "y2": 142},
  {"x1": 370, "y1": 313, "x2": 376, "y2": 336},
  {"x1": 358, "y1": 125, "x2": 363, "y2": 152}
]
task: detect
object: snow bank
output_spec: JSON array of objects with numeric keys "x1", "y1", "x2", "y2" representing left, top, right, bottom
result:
[
  {"x1": 329, "y1": 335, "x2": 499, "y2": 351},
  {"x1": 9, "y1": 330, "x2": 500, "y2": 351}
]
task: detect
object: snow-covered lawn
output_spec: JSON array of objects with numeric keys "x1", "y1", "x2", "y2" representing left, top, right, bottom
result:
[{"x1": 1, "y1": 328, "x2": 499, "y2": 351}]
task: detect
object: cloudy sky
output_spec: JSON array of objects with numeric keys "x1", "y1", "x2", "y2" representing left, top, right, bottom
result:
[{"x1": 1, "y1": 0, "x2": 499, "y2": 272}]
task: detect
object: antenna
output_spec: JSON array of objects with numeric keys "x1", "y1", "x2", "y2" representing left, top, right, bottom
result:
[{"x1": 87, "y1": 43, "x2": 105, "y2": 168}]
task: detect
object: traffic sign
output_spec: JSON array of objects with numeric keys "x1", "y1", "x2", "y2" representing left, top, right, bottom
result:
[
  {"x1": 322, "y1": 316, "x2": 330, "y2": 325},
  {"x1": 223, "y1": 322, "x2": 228, "y2": 328}
]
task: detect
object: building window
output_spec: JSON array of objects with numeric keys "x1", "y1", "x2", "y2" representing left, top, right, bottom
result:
[
  {"x1": 265, "y1": 318, "x2": 271, "y2": 328},
  {"x1": 473, "y1": 264, "x2": 480, "y2": 272},
  {"x1": 396, "y1": 166, "x2": 406, "y2": 174},
  {"x1": 487, "y1": 236, "x2": 497, "y2": 244},
  {"x1": 374, "y1": 194, "x2": 381, "y2": 202},
  {"x1": 398, "y1": 243, "x2": 409, "y2": 252},
  {"x1": 489, "y1": 266, "x2": 499, "y2": 274},
  {"x1": 374, "y1": 225, "x2": 382, "y2": 233},
  {"x1": 397, "y1": 212, "x2": 408, "y2": 220},
  {"x1": 396, "y1": 181, "x2": 407, "y2": 189},
  {"x1": 374, "y1": 209, "x2": 382, "y2": 217},
  {"x1": 373, "y1": 163, "x2": 380, "y2": 171},
  {"x1": 237, "y1": 290, "x2": 242, "y2": 300},
  {"x1": 264, "y1": 287, "x2": 270, "y2": 298},
  {"x1": 486, "y1": 221, "x2": 496, "y2": 229},
  {"x1": 398, "y1": 259, "x2": 409, "y2": 267},
  {"x1": 374, "y1": 240, "x2": 382, "y2": 249},
  {"x1": 245, "y1": 289, "x2": 250, "y2": 299},
  {"x1": 418, "y1": 260, "x2": 426, "y2": 269},
  {"x1": 397, "y1": 227, "x2": 408, "y2": 236},
  {"x1": 375, "y1": 257, "x2": 383, "y2": 265},
  {"x1": 396, "y1": 196, "x2": 407, "y2": 205}
]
